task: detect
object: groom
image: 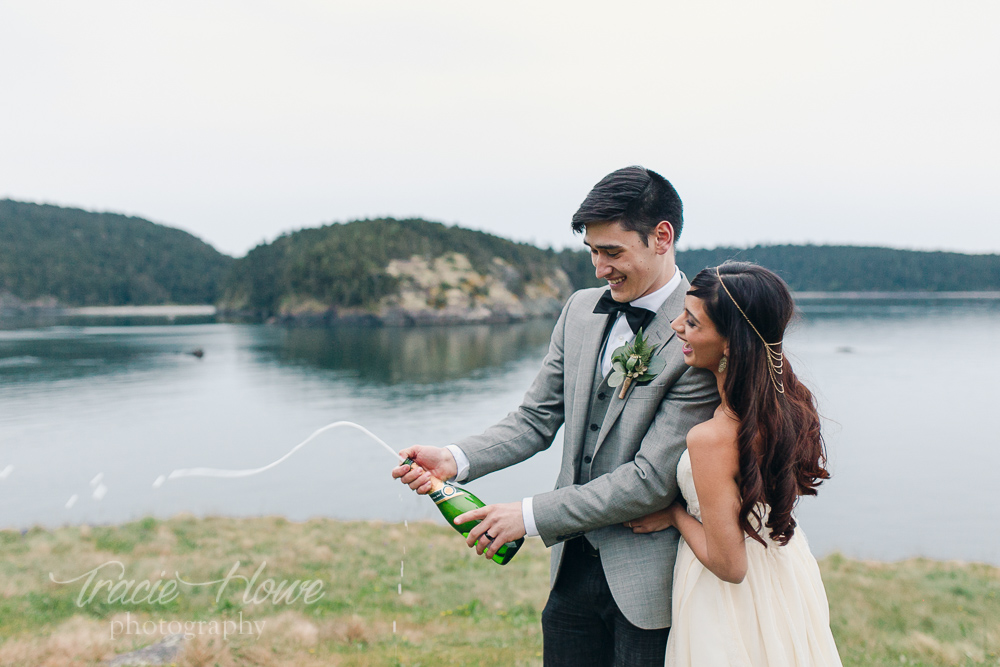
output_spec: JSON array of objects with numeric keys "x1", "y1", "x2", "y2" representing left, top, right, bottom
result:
[{"x1": 393, "y1": 166, "x2": 719, "y2": 665}]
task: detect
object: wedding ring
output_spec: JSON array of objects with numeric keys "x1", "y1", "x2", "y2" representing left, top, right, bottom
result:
[{"x1": 484, "y1": 532, "x2": 496, "y2": 541}]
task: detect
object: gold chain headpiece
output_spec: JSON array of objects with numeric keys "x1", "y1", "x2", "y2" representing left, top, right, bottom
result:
[{"x1": 715, "y1": 266, "x2": 784, "y2": 394}]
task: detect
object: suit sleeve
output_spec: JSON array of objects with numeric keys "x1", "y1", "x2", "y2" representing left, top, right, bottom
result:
[
  {"x1": 530, "y1": 365, "x2": 718, "y2": 547},
  {"x1": 454, "y1": 292, "x2": 575, "y2": 482}
]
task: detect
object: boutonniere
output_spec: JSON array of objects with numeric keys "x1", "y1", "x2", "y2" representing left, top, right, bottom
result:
[{"x1": 608, "y1": 327, "x2": 666, "y2": 399}]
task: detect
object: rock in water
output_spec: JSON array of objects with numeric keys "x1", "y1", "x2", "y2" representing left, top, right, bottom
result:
[{"x1": 107, "y1": 633, "x2": 184, "y2": 666}]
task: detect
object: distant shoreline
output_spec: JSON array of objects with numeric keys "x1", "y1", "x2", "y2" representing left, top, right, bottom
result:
[
  {"x1": 65, "y1": 305, "x2": 218, "y2": 316},
  {"x1": 8, "y1": 292, "x2": 1000, "y2": 322},
  {"x1": 60, "y1": 292, "x2": 1000, "y2": 318},
  {"x1": 792, "y1": 291, "x2": 1000, "y2": 300}
]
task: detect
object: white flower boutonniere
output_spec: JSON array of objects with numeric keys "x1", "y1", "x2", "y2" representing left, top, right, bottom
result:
[{"x1": 608, "y1": 327, "x2": 666, "y2": 399}]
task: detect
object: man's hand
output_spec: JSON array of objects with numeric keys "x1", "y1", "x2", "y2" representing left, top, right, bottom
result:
[
  {"x1": 391, "y1": 445, "x2": 458, "y2": 495},
  {"x1": 625, "y1": 502, "x2": 682, "y2": 534},
  {"x1": 454, "y1": 502, "x2": 526, "y2": 560}
]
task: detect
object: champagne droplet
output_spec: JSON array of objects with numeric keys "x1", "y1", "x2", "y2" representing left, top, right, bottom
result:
[
  {"x1": 398, "y1": 583, "x2": 402, "y2": 595},
  {"x1": 152, "y1": 475, "x2": 166, "y2": 488},
  {"x1": 92, "y1": 484, "x2": 108, "y2": 500},
  {"x1": 0, "y1": 465, "x2": 13, "y2": 480},
  {"x1": 65, "y1": 494, "x2": 78, "y2": 509},
  {"x1": 90, "y1": 473, "x2": 104, "y2": 487},
  {"x1": 393, "y1": 621, "x2": 396, "y2": 633}
]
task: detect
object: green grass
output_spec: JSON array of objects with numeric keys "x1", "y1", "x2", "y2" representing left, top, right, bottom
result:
[{"x1": 0, "y1": 517, "x2": 996, "y2": 666}]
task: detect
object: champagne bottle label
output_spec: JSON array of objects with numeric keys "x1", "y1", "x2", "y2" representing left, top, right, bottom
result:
[{"x1": 429, "y1": 484, "x2": 467, "y2": 506}]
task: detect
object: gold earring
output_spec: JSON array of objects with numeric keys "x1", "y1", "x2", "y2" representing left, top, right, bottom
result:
[{"x1": 718, "y1": 356, "x2": 728, "y2": 373}]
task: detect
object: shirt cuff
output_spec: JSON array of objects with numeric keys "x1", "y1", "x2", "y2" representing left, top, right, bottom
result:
[
  {"x1": 445, "y1": 445, "x2": 470, "y2": 483},
  {"x1": 522, "y1": 496, "x2": 539, "y2": 538}
]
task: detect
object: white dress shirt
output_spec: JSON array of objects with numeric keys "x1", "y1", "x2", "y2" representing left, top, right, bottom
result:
[{"x1": 448, "y1": 268, "x2": 683, "y2": 538}]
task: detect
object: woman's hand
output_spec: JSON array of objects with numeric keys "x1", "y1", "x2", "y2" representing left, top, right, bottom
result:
[{"x1": 625, "y1": 503, "x2": 683, "y2": 534}]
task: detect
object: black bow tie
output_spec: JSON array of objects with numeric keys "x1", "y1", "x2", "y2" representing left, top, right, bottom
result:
[{"x1": 593, "y1": 290, "x2": 656, "y2": 334}]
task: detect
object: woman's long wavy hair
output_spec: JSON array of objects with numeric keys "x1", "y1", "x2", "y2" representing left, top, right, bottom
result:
[{"x1": 688, "y1": 262, "x2": 830, "y2": 546}]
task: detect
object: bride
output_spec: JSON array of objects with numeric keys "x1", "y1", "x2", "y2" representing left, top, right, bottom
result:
[{"x1": 626, "y1": 262, "x2": 843, "y2": 666}]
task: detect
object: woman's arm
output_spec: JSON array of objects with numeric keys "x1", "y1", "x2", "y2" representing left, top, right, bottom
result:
[{"x1": 629, "y1": 422, "x2": 747, "y2": 584}]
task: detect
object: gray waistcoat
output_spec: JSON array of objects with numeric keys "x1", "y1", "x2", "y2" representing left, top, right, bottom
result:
[
  {"x1": 575, "y1": 358, "x2": 614, "y2": 486},
  {"x1": 576, "y1": 342, "x2": 616, "y2": 549}
]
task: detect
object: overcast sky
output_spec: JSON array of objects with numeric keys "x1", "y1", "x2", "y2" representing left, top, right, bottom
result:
[{"x1": 1, "y1": 1, "x2": 998, "y2": 257}]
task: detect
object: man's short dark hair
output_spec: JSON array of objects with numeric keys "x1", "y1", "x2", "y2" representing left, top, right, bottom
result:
[{"x1": 570, "y1": 166, "x2": 683, "y2": 244}]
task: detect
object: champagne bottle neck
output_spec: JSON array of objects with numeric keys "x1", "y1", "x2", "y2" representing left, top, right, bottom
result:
[{"x1": 403, "y1": 457, "x2": 446, "y2": 493}]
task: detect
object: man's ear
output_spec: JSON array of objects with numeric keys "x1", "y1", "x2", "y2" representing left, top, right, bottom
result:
[{"x1": 653, "y1": 221, "x2": 674, "y2": 255}]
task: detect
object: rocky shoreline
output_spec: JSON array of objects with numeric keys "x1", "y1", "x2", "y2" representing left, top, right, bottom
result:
[{"x1": 253, "y1": 251, "x2": 573, "y2": 327}]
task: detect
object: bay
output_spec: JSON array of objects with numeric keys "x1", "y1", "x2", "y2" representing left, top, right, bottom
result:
[{"x1": 1, "y1": 299, "x2": 997, "y2": 565}]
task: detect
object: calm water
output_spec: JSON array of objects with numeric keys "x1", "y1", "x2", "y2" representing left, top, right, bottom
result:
[{"x1": 1, "y1": 300, "x2": 998, "y2": 564}]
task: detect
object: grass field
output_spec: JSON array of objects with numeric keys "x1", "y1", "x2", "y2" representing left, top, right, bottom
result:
[{"x1": 0, "y1": 516, "x2": 997, "y2": 666}]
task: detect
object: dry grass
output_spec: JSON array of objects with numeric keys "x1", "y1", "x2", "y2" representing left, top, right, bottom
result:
[
  {"x1": 822, "y1": 553, "x2": 1000, "y2": 666},
  {"x1": 0, "y1": 517, "x2": 996, "y2": 666}
]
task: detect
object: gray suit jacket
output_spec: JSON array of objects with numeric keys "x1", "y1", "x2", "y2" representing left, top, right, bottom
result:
[{"x1": 456, "y1": 280, "x2": 720, "y2": 629}]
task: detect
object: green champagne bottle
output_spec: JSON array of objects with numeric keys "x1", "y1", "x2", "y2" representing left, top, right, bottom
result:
[{"x1": 403, "y1": 457, "x2": 523, "y2": 565}]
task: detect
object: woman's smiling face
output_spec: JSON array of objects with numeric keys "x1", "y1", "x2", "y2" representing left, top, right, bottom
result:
[{"x1": 670, "y1": 294, "x2": 727, "y2": 371}]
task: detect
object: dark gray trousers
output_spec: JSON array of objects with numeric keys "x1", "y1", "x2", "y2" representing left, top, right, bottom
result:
[{"x1": 541, "y1": 539, "x2": 670, "y2": 667}]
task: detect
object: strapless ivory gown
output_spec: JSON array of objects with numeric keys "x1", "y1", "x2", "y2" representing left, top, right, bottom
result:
[{"x1": 665, "y1": 449, "x2": 843, "y2": 666}]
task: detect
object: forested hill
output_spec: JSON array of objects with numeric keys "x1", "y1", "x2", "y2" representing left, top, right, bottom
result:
[
  {"x1": 560, "y1": 245, "x2": 1000, "y2": 293},
  {"x1": 0, "y1": 200, "x2": 232, "y2": 306},
  {"x1": 681, "y1": 245, "x2": 1000, "y2": 292},
  {"x1": 221, "y1": 218, "x2": 573, "y2": 322}
]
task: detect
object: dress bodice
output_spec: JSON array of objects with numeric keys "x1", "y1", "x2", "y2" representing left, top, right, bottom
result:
[
  {"x1": 676, "y1": 449, "x2": 701, "y2": 521},
  {"x1": 677, "y1": 448, "x2": 775, "y2": 538}
]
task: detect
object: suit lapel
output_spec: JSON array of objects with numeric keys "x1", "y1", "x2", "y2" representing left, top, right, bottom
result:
[{"x1": 593, "y1": 277, "x2": 689, "y2": 455}]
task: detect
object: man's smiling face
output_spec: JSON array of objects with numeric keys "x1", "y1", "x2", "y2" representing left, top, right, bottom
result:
[{"x1": 584, "y1": 220, "x2": 675, "y2": 303}]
